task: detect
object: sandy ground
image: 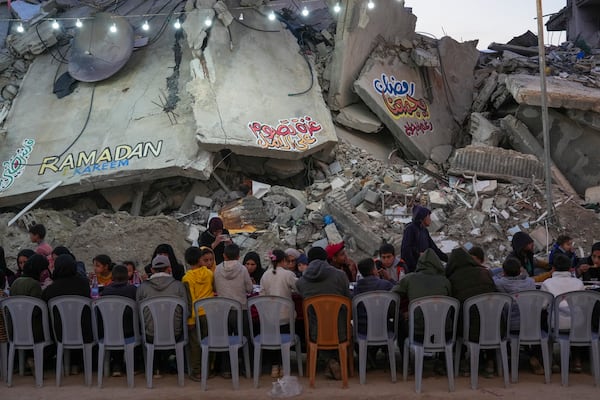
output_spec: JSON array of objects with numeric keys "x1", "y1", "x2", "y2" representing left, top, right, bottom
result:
[{"x1": 4, "y1": 361, "x2": 600, "y2": 400}]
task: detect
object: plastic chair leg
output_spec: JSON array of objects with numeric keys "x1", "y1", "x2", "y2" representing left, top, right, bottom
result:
[
  {"x1": 402, "y1": 339, "x2": 409, "y2": 382},
  {"x1": 253, "y1": 345, "x2": 262, "y2": 388},
  {"x1": 84, "y1": 344, "x2": 93, "y2": 386},
  {"x1": 200, "y1": 345, "x2": 209, "y2": 391},
  {"x1": 469, "y1": 343, "x2": 480, "y2": 390},
  {"x1": 230, "y1": 347, "x2": 240, "y2": 390},
  {"x1": 104, "y1": 351, "x2": 110, "y2": 378},
  {"x1": 540, "y1": 338, "x2": 551, "y2": 384},
  {"x1": 56, "y1": 344, "x2": 64, "y2": 386},
  {"x1": 295, "y1": 336, "x2": 303, "y2": 377},
  {"x1": 338, "y1": 344, "x2": 348, "y2": 389},
  {"x1": 559, "y1": 341, "x2": 570, "y2": 386},
  {"x1": 33, "y1": 344, "x2": 45, "y2": 388},
  {"x1": 445, "y1": 346, "x2": 455, "y2": 392},
  {"x1": 591, "y1": 341, "x2": 600, "y2": 387},
  {"x1": 243, "y1": 343, "x2": 251, "y2": 379},
  {"x1": 414, "y1": 346, "x2": 424, "y2": 394},
  {"x1": 510, "y1": 338, "x2": 519, "y2": 383},
  {"x1": 358, "y1": 340, "x2": 367, "y2": 384},
  {"x1": 308, "y1": 344, "x2": 317, "y2": 388},
  {"x1": 500, "y1": 342, "x2": 509, "y2": 388},
  {"x1": 176, "y1": 344, "x2": 185, "y2": 387},
  {"x1": 281, "y1": 344, "x2": 291, "y2": 377},
  {"x1": 97, "y1": 344, "x2": 105, "y2": 388},
  {"x1": 7, "y1": 344, "x2": 14, "y2": 387},
  {"x1": 124, "y1": 344, "x2": 135, "y2": 388},
  {"x1": 145, "y1": 344, "x2": 154, "y2": 389},
  {"x1": 387, "y1": 339, "x2": 397, "y2": 383}
]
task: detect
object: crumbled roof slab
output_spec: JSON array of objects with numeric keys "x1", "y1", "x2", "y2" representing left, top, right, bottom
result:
[
  {"x1": 0, "y1": 31, "x2": 213, "y2": 208},
  {"x1": 186, "y1": 10, "x2": 337, "y2": 161},
  {"x1": 506, "y1": 73, "x2": 600, "y2": 113}
]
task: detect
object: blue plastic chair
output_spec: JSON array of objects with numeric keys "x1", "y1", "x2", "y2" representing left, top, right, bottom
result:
[
  {"x1": 48, "y1": 295, "x2": 96, "y2": 386},
  {"x1": 93, "y1": 296, "x2": 142, "y2": 388},
  {"x1": 3, "y1": 296, "x2": 53, "y2": 387},
  {"x1": 551, "y1": 290, "x2": 600, "y2": 386},
  {"x1": 454, "y1": 292, "x2": 512, "y2": 390},
  {"x1": 509, "y1": 290, "x2": 553, "y2": 384},
  {"x1": 352, "y1": 291, "x2": 400, "y2": 385},
  {"x1": 403, "y1": 295, "x2": 459, "y2": 393},
  {"x1": 194, "y1": 297, "x2": 251, "y2": 390},
  {"x1": 138, "y1": 296, "x2": 188, "y2": 388},
  {"x1": 247, "y1": 295, "x2": 303, "y2": 388}
]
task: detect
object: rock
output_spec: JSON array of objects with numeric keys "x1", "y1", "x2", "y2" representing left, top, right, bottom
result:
[
  {"x1": 349, "y1": 188, "x2": 367, "y2": 208},
  {"x1": 585, "y1": 186, "x2": 600, "y2": 204},
  {"x1": 187, "y1": 224, "x2": 200, "y2": 244},
  {"x1": 481, "y1": 198, "x2": 495, "y2": 213},
  {"x1": 473, "y1": 180, "x2": 498, "y2": 194},
  {"x1": 472, "y1": 71, "x2": 498, "y2": 112},
  {"x1": 324, "y1": 222, "x2": 344, "y2": 244},
  {"x1": 428, "y1": 190, "x2": 448, "y2": 208},
  {"x1": 328, "y1": 160, "x2": 342, "y2": 175},
  {"x1": 467, "y1": 210, "x2": 487, "y2": 227},
  {"x1": 364, "y1": 189, "x2": 380, "y2": 205},
  {"x1": 411, "y1": 47, "x2": 439, "y2": 67},
  {"x1": 330, "y1": 176, "x2": 347, "y2": 190},
  {"x1": 469, "y1": 112, "x2": 503, "y2": 146},
  {"x1": 263, "y1": 158, "x2": 305, "y2": 179},
  {"x1": 429, "y1": 208, "x2": 446, "y2": 233},
  {"x1": 529, "y1": 226, "x2": 548, "y2": 253},
  {"x1": 334, "y1": 103, "x2": 383, "y2": 133},
  {"x1": 194, "y1": 196, "x2": 213, "y2": 208},
  {"x1": 430, "y1": 144, "x2": 453, "y2": 164}
]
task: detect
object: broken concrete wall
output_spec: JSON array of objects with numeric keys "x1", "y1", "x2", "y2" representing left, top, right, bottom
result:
[
  {"x1": 327, "y1": 0, "x2": 416, "y2": 111},
  {"x1": 568, "y1": 2, "x2": 600, "y2": 49},
  {"x1": 0, "y1": 28, "x2": 213, "y2": 208},
  {"x1": 185, "y1": 7, "x2": 338, "y2": 161},
  {"x1": 353, "y1": 38, "x2": 479, "y2": 161},
  {"x1": 515, "y1": 105, "x2": 600, "y2": 193}
]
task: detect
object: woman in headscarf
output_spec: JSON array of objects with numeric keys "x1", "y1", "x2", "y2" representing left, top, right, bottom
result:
[
  {"x1": 400, "y1": 205, "x2": 448, "y2": 273},
  {"x1": 243, "y1": 251, "x2": 264, "y2": 284},
  {"x1": 144, "y1": 243, "x2": 185, "y2": 280},
  {"x1": 15, "y1": 249, "x2": 35, "y2": 279},
  {"x1": 198, "y1": 217, "x2": 231, "y2": 265}
]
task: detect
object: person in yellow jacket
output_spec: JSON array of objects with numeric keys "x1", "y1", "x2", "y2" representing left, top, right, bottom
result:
[{"x1": 182, "y1": 246, "x2": 215, "y2": 381}]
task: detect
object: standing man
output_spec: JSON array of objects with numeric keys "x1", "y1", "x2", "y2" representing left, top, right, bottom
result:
[{"x1": 400, "y1": 205, "x2": 448, "y2": 273}]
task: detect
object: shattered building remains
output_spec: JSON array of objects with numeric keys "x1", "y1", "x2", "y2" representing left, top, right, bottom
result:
[{"x1": 1, "y1": 0, "x2": 600, "y2": 270}]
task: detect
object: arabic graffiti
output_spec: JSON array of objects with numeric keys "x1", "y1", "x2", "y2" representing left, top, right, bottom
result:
[
  {"x1": 404, "y1": 121, "x2": 434, "y2": 137},
  {"x1": 373, "y1": 73, "x2": 415, "y2": 97},
  {"x1": 248, "y1": 116, "x2": 321, "y2": 151},
  {"x1": 0, "y1": 138, "x2": 35, "y2": 192},
  {"x1": 372, "y1": 73, "x2": 434, "y2": 137}
]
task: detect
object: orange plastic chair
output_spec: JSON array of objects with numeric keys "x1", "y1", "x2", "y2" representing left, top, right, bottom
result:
[{"x1": 303, "y1": 295, "x2": 354, "y2": 388}]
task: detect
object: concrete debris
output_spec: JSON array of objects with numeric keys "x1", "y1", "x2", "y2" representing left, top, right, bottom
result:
[
  {"x1": 335, "y1": 103, "x2": 383, "y2": 133},
  {"x1": 469, "y1": 112, "x2": 503, "y2": 146}
]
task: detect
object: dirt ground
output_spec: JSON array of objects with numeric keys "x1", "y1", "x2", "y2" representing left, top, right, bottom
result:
[{"x1": 4, "y1": 364, "x2": 600, "y2": 400}]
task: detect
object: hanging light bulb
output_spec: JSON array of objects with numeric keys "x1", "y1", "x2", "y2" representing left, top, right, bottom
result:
[
  {"x1": 16, "y1": 23, "x2": 24, "y2": 33},
  {"x1": 173, "y1": 19, "x2": 181, "y2": 29},
  {"x1": 333, "y1": 3, "x2": 341, "y2": 13},
  {"x1": 75, "y1": 18, "x2": 83, "y2": 28},
  {"x1": 51, "y1": 19, "x2": 60, "y2": 30},
  {"x1": 204, "y1": 17, "x2": 212, "y2": 27},
  {"x1": 301, "y1": 6, "x2": 309, "y2": 16},
  {"x1": 239, "y1": 13, "x2": 244, "y2": 21},
  {"x1": 268, "y1": 11, "x2": 276, "y2": 21},
  {"x1": 109, "y1": 23, "x2": 117, "y2": 33},
  {"x1": 367, "y1": 0, "x2": 375, "y2": 9},
  {"x1": 142, "y1": 20, "x2": 149, "y2": 31}
]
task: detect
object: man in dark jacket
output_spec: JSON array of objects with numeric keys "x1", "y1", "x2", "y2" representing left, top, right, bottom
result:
[
  {"x1": 400, "y1": 205, "x2": 448, "y2": 273},
  {"x1": 508, "y1": 231, "x2": 551, "y2": 282},
  {"x1": 296, "y1": 247, "x2": 350, "y2": 380}
]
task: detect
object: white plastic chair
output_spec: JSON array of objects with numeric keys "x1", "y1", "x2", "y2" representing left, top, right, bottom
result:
[
  {"x1": 3, "y1": 296, "x2": 53, "y2": 387},
  {"x1": 93, "y1": 296, "x2": 142, "y2": 388},
  {"x1": 454, "y1": 292, "x2": 512, "y2": 390},
  {"x1": 194, "y1": 297, "x2": 251, "y2": 390},
  {"x1": 352, "y1": 291, "x2": 400, "y2": 385},
  {"x1": 509, "y1": 290, "x2": 553, "y2": 384},
  {"x1": 138, "y1": 296, "x2": 188, "y2": 388},
  {"x1": 0, "y1": 297, "x2": 7, "y2": 383},
  {"x1": 247, "y1": 295, "x2": 303, "y2": 388},
  {"x1": 551, "y1": 290, "x2": 600, "y2": 387},
  {"x1": 48, "y1": 295, "x2": 96, "y2": 386},
  {"x1": 402, "y1": 295, "x2": 459, "y2": 393}
]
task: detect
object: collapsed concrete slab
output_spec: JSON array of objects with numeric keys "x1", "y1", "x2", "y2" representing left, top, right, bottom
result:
[
  {"x1": 0, "y1": 30, "x2": 213, "y2": 208},
  {"x1": 515, "y1": 105, "x2": 600, "y2": 194},
  {"x1": 505, "y1": 73, "x2": 600, "y2": 113},
  {"x1": 185, "y1": 8, "x2": 337, "y2": 160},
  {"x1": 335, "y1": 103, "x2": 382, "y2": 133},
  {"x1": 327, "y1": 0, "x2": 416, "y2": 110},
  {"x1": 448, "y1": 145, "x2": 544, "y2": 183},
  {"x1": 353, "y1": 38, "x2": 479, "y2": 161}
]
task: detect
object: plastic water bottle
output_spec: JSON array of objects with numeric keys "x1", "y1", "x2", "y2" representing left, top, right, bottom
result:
[
  {"x1": 90, "y1": 274, "x2": 99, "y2": 299},
  {"x1": 132, "y1": 271, "x2": 141, "y2": 287},
  {"x1": 398, "y1": 267, "x2": 406, "y2": 281}
]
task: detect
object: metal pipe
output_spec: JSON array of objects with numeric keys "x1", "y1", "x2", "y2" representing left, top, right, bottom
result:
[
  {"x1": 535, "y1": 0, "x2": 554, "y2": 223},
  {"x1": 8, "y1": 180, "x2": 63, "y2": 226}
]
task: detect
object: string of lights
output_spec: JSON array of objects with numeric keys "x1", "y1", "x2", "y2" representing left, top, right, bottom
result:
[{"x1": 6, "y1": 0, "x2": 387, "y2": 34}]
